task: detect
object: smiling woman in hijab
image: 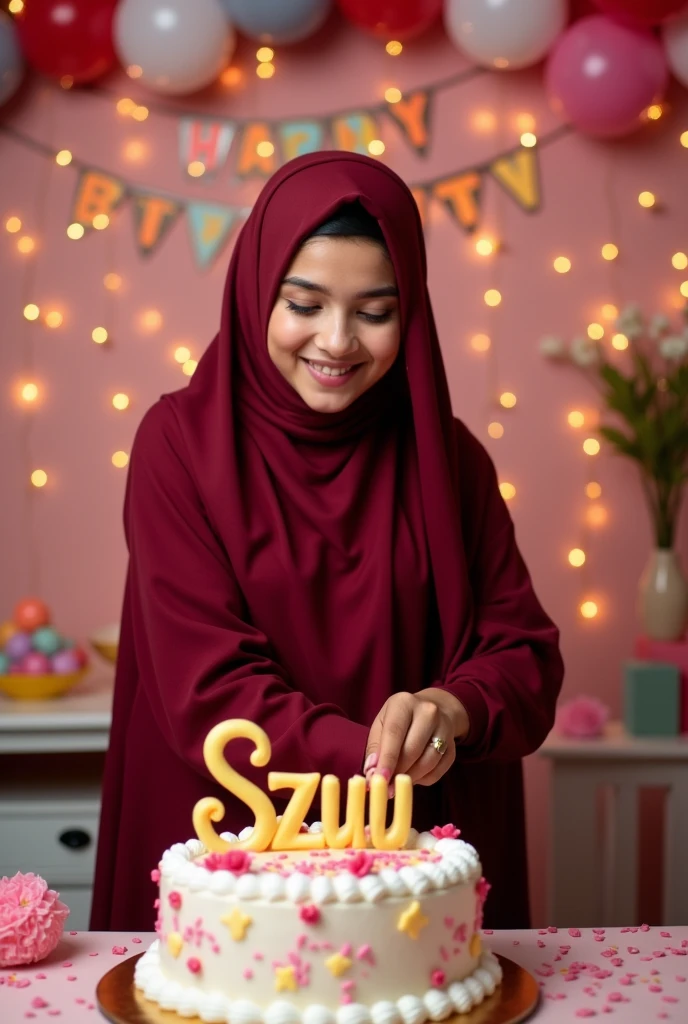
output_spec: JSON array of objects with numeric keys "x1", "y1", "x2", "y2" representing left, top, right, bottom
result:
[{"x1": 91, "y1": 151, "x2": 564, "y2": 932}]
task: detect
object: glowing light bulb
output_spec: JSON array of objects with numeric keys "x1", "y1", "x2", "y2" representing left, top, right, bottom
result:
[
  {"x1": 568, "y1": 548, "x2": 586, "y2": 567},
  {"x1": 520, "y1": 132, "x2": 537, "y2": 148},
  {"x1": 499, "y1": 391, "x2": 517, "y2": 409},
  {"x1": 484, "y1": 288, "x2": 501, "y2": 307},
  {"x1": 67, "y1": 223, "x2": 85, "y2": 240},
  {"x1": 21, "y1": 383, "x2": 39, "y2": 403},
  {"x1": 140, "y1": 309, "x2": 162, "y2": 332},
  {"x1": 9, "y1": 0, "x2": 24, "y2": 13},
  {"x1": 580, "y1": 600, "x2": 598, "y2": 619},
  {"x1": 221, "y1": 67, "x2": 243, "y2": 87},
  {"x1": 132, "y1": 105, "x2": 149, "y2": 121},
  {"x1": 385, "y1": 87, "x2": 402, "y2": 104},
  {"x1": 55, "y1": 149, "x2": 72, "y2": 166},
  {"x1": 681, "y1": 130, "x2": 688, "y2": 148},
  {"x1": 92, "y1": 214, "x2": 110, "y2": 230},
  {"x1": 112, "y1": 393, "x2": 130, "y2": 411},
  {"x1": 124, "y1": 140, "x2": 148, "y2": 163},
  {"x1": 475, "y1": 237, "x2": 495, "y2": 256},
  {"x1": 256, "y1": 63, "x2": 275, "y2": 78},
  {"x1": 116, "y1": 97, "x2": 136, "y2": 116},
  {"x1": 92, "y1": 327, "x2": 108, "y2": 344},
  {"x1": 44, "y1": 311, "x2": 63, "y2": 328},
  {"x1": 568, "y1": 410, "x2": 585, "y2": 428},
  {"x1": 17, "y1": 236, "x2": 35, "y2": 254},
  {"x1": 256, "y1": 141, "x2": 274, "y2": 158},
  {"x1": 23, "y1": 303, "x2": 40, "y2": 321},
  {"x1": 5, "y1": 216, "x2": 21, "y2": 233},
  {"x1": 182, "y1": 359, "x2": 198, "y2": 376},
  {"x1": 174, "y1": 346, "x2": 191, "y2": 363},
  {"x1": 647, "y1": 104, "x2": 663, "y2": 120},
  {"x1": 256, "y1": 47, "x2": 274, "y2": 62},
  {"x1": 587, "y1": 323, "x2": 604, "y2": 340},
  {"x1": 127, "y1": 65, "x2": 143, "y2": 79},
  {"x1": 470, "y1": 333, "x2": 491, "y2": 352},
  {"x1": 638, "y1": 191, "x2": 656, "y2": 208},
  {"x1": 488, "y1": 421, "x2": 504, "y2": 439},
  {"x1": 386, "y1": 41, "x2": 403, "y2": 56},
  {"x1": 104, "y1": 273, "x2": 122, "y2": 291},
  {"x1": 680, "y1": 281, "x2": 688, "y2": 298},
  {"x1": 368, "y1": 140, "x2": 385, "y2": 156},
  {"x1": 31, "y1": 469, "x2": 47, "y2": 488},
  {"x1": 499, "y1": 482, "x2": 516, "y2": 500},
  {"x1": 472, "y1": 109, "x2": 496, "y2": 133},
  {"x1": 601, "y1": 243, "x2": 618, "y2": 261},
  {"x1": 612, "y1": 332, "x2": 629, "y2": 350},
  {"x1": 601, "y1": 303, "x2": 618, "y2": 321},
  {"x1": 672, "y1": 252, "x2": 688, "y2": 270},
  {"x1": 515, "y1": 112, "x2": 535, "y2": 133},
  {"x1": 583, "y1": 438, "x2": 600, "y2": 456},
  {"x1": 586, "y1": 482, "x2": 602, "y2": 499},
  {"x1": 187, "y1": 160, "x2": 205, "y2": 177},
  {"x1": 112, "y1": 451, "x2": 129, "y2": 468},
  {"x1": 553, "y1": 256, "x2": 571, "y2": 273}
]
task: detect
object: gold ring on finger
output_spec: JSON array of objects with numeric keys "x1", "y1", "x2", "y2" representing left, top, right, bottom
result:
[{"x1": 430, "y1": 735, "x2": 447, "y2": 755}]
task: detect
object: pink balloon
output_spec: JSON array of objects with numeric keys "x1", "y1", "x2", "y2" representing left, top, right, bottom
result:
[{"x1": 545, "y1": 15, "x2": 668, "y2": 137}]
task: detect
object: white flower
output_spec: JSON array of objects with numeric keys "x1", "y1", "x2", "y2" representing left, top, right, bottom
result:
[
  {"x1": 649, "y1": 313, "x2": 670, "y2": 340},
  {"x1": 659, "y1": 334, "x2": 688, "y2": 361},
  {"x1": 569, "y1": 335, "x2": 600, "y2": 367},
  {"x1": 539, "y1": 335, "x2": 567, "y2": 359},
  {"x1": 616, "y1": 303, "x2": 644, "y2": 340}
]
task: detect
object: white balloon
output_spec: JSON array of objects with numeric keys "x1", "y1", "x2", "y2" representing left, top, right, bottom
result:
[
  {"x1": 664, "y1": 12, "x2": 688, "y2": 90},
  {"x1": 445, "y1": 0, "x2": 567, "y2": 71},
  {"x1": 115, "y1": 0, "x2": 235, "y2": 96}
]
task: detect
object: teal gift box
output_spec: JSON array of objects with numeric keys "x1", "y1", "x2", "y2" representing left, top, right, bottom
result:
[{"x1": 623, "y1": 660, "x2": 680, "y2": 736}]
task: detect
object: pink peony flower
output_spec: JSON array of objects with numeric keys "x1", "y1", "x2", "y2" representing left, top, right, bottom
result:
[
  {"x1": 346, "y1": 851, "x2": 374, "y2": 878},
  {"x1": 431, "y1": 824, "x2": 461, "y2": 840},
  {"x1": 203, "y1": 850, "x2": 252, "y2": 874},
  {"x1": 555, "y1": 696, "x2": 610, "y2": 739},
  {"x1": 0, "y1": 872, "x2": 69, "y2": 967},
  {"x1": 299, "y1": 904, "x2": 321, "y2": 925}
]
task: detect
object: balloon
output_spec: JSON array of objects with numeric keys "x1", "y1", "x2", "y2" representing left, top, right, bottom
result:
[
  {"x1": 664, "y1": 12, "x2": 688, "y2": 89},
  {"x1": 545, "y1": 16, "x2": 668, "y2": 137},
  {"x1": 13, "y1": 597, "x2": 51, "y2": 632},
  {"x1": 445, "y1": 0, "x2": 567, "y2": 70},
  {"x1": 220, "y1": 0, "x2": 331, "y2": 44},
  {"x1": 337, "y1": 0, "x2": 442, "y2": 40},
  {"x1": 115, "y1": 0, "x2": 234, "y2": 96},
  {"x1": 0, "y1": 11, "x2": 22, "y2": 106},
  {"x1": 14, "y1": 0, "x2": 117, "y2": 85},
  {"x1": 591, "y1": 0, "x2": 688, "y2": 28}
]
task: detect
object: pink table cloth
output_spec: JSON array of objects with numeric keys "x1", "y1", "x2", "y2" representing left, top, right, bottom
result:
[{"x1": 1, "y1": 927, "x2": 687, "y2": 1023}]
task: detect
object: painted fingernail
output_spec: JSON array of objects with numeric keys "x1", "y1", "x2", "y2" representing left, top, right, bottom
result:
[
  {"x1": 363, "y1": 753, "x2": 378, "y2": 773},
  {"x1": 388, "y1": 783, "x2": 395, "y2": 799}
]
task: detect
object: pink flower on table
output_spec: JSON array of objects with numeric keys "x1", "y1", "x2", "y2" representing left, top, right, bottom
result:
[
  {"x1": 430, "y1": 824, "x2": 461, "y2": 840},
  {"x1": 0, "y1": 872, "x2": 69, "y2": 968},
  {"x1": 555, "y1": 696, "x2": 610, "y2": 739},
  {"x1": 204, "y1": 850, "x2": 253, "y2": 874},
  {"x1": 299, "y1": 905, "x2": 321, "y2": 925},
  {"x1": 346, "y1": 851, "x2": 374, "y2": 877}
]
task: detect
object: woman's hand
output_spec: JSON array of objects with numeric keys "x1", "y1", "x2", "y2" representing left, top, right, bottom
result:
[{"x1": 363, "y1": 689, "x2": 469, "y2": 788}]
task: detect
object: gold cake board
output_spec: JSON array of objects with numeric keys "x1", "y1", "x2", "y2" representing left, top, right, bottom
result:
[{"x1": 96, "y1": 952, "x2": 539, "y2": 1024}]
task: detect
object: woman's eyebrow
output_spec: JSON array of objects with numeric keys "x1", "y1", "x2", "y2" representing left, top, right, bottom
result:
[{"x1": 282, "y1": 276, "x2": 399, "y2": 300}]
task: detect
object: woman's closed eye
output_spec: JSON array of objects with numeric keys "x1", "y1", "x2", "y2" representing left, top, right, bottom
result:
[{"x1": 286, "y1": 300, "x2": 393, "y2": 324}]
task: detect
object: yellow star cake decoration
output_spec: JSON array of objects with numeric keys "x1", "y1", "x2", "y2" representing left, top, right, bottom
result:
[
  {"x1": 167, "y1": 932, "x2": 183, "y2": 958},
  {"x1": 275, "y1": 964, "x2": 298, "y2": 992},
  {"x1": 470, "y1": 933, "x2": 482, "y2": 958},
  {"x1": 221, "y1": 907, "x2": 253, "y2": 941},
  {"x1": 397, "y1": 899, "x2": 429, "y2": 940},
  {"x1": 324, "y1": 952, "x2": 353, "y2": 977}
]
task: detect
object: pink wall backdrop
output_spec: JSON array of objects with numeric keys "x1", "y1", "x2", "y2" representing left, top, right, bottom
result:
[{"x1": 1, "y1": 17, "x2": 687, "y2": 924}]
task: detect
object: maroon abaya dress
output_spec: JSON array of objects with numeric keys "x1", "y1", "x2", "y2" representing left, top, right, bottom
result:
[{"x1": 91, "y1": 151, "x2": 564, "y2": 932}]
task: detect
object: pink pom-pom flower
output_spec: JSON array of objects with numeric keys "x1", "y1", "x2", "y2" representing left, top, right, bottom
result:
[
  {"x1": 346, "y1": 851, "x2": 374, "y2": 877},
  {"x1": 555, "y1": 696, "x2": 610, "y2": 739},
  {"x1": 203, "y1": 850, "x2": 252, "y2": 874},
  {"x1": 431, "y1": 824, "x2": 461, "y2": 840},
  {"x1": 0, "y1": 872, "x2": 69, "y2": 967}
]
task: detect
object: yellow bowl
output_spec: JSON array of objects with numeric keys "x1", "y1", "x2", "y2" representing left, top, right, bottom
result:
[
  {"x1": 89, "y1": 624, "x2": 119, "y2": 664},
  {"x1": 0, "y1": 669, "x2": 88, "y2": 700}
]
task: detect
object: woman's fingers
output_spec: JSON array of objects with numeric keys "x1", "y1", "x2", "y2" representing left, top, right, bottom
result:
[
  {"x1": 364, "y1": 693, "x2": 414, "y2": 783},
  {"x1": 395, "y1": 700, "x2": 440, "y2": 778},
  {"x1": 406, "y1": 731, "x2": 456, "y2": 786}
]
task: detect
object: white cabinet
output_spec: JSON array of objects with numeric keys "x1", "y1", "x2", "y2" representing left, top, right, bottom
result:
[{"x1": 0, "y1": 672, "x2": 113, "y2": 930}]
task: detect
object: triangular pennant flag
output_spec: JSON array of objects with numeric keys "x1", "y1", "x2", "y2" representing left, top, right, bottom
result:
[
  {"x1": 432, "y1": 171, "x2": 482, "y2": 232},
  {"x1": 386, "y1": 90, "x2": 432, "y2": 155},
  {"x1": 279, "y1": 120, "x2": 325, "y2": 161},
  {"x1": 132, "y1": 194, "x2": 182, "y2": 257},
  {"x1": 410, "y1": 187, "x2": 428, "y2": 229},
  {"x1": 179, "y1": 118, "x2": 236, "y2": 177},
  {"x1": 236, "y1": 123, "x2": 278, "y2": 177},
  {"x1": 72, "y1": 170, "x2": 126, "y2": 230},
  {"x1": 187, "y1": 202, "x2": 242, "y2": 270},
  {"x1": 489, "y1": 147, "x2": 540, "y2": 212},
  {"x1": 330, "y1": 113, "x2": 378, "y2": 155}
]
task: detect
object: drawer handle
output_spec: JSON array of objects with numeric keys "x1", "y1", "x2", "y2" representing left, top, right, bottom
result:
[{"x1": 58, "y1": 828, "x2": 92, "y2": 850}]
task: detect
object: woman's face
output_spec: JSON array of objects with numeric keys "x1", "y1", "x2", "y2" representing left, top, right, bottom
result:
[{"x1": 267, "y1": 236, "x2": 401, "y2": 414}]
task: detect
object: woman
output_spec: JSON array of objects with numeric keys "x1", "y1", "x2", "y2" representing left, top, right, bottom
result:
[{"x1": 91, "y1": 151, "x2": 563, "y2": 932}]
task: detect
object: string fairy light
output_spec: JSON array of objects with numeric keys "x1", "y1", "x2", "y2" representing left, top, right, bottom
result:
[
  {"x1": 385, "y1": 41, "x2": 403, "y2": 56},
  {"x1": 638, "y1": 190, "x2": 656, "y2": 209}
]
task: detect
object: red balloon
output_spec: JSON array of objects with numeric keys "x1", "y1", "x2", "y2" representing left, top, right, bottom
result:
[
  {"x1": 15, "y1": 0, "x2": 118, "y2": 84},
  {"x1": 337, "y1": 0, "x2": 443, "y2": 40},
  {"x1": 592, "y1": 0, "x2": 688, "y2": 27}
]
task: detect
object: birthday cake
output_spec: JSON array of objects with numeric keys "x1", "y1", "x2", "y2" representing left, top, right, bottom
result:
[{"x1": 134, "y1": 721, "x2": 502, "y2": 1023}]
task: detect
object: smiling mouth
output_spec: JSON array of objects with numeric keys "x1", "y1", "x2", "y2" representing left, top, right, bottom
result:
[{"x1": 301, "y1": 358, "x2": 363, "y2": 378}]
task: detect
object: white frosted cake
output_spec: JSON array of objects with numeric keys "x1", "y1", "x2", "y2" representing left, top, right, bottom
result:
[{"x1": 134, "y1": 824, "x2": 502, "y2": 1023}]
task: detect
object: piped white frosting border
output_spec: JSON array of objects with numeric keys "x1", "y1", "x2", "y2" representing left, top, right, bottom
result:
[
  {"x1": 135, "y1": 941, "x2": 502, "y2": 1024},
  {"x1": 159, "y1": 827, "x2": 482, "y2": 906}
]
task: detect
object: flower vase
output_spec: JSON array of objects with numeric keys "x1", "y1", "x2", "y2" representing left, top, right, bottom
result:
[{"x1": 638, "y1": 548, "x2": 688, "y2": 642}]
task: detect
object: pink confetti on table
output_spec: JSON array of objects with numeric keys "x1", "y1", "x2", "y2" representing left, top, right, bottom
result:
[
  {"x1": 569, "y1": 928, "x2": 582, "y2": 938},
  {"x1": 132, "y1": 937, "x2": 142, "y2": 944},
  {"x1": 574, "y1": 1009, "x2": 596, "y2": 1017},
  {"x1": 69, "y1": 931, "x2": 77, "y2": 936},
  {"x1": 111, "y1": 946, "x2": 128, "y2": 955},
  {"x1": 628, "y1": 947, "x2": 640, "y2": 954},
  {"x1": 88, "y1": 953, "x2": 98, "y2": 957},
  {"x1": 661, "y1": 932, "x2": 672, "y2": 938},
  {"x1": 67, "y1": 975, "x2": 77, "y2": 981},
  {"x1": 61, "y1": 963, "x2": 72, "y2": 968},
  {"x1": 35, "y1": 974, "x2": 46, "y2": 980},
  {"x1": 31, "y1": 998, "x2": 48, "y2": 1009}
]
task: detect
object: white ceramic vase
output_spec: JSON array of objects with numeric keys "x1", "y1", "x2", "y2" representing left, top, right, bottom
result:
[{"x1": 638, "y1": 548, "x2": 688, "y2": 642}]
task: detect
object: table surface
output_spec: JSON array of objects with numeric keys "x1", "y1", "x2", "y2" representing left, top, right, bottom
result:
[
  {"x1": 1, "y1": 927, "x2": 686, "y2": 1023},
  {"x1": 0, "y1": 669, "x2": 114, "y2": 753},
  {"x1": 540, "y1": 721, "x2": 688, "y2": 760}
]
